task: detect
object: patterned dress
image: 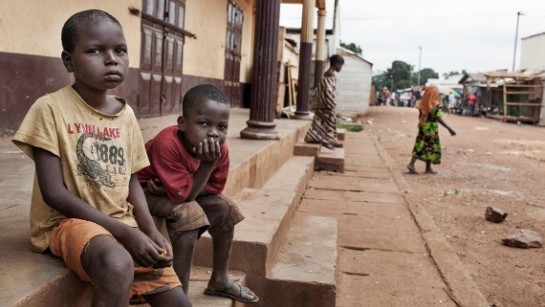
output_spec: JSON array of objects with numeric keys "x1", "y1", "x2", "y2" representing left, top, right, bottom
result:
[
  {"x1": 304, "y1": 73, "x2": 337, "y2": 145},
  {"x1": 412, "y1": 107, "x2": 443, "y2": 164}
]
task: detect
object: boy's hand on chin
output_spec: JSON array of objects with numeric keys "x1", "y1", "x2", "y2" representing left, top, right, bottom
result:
[{"x1": 193, "y1": 138, "x2": 221, "y2": 162}]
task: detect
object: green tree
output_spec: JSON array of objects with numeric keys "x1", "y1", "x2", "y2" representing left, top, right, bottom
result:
[
  {"x1": 413, "y1": 68, "x2": 438, "y2": 86},
  {"x1": 372, "y1": 73, "x2": 390, "y2": 94},
  {"x1": 340, "y1": 41, "x2": 362, "y2": 55},
  {"x1": 386, "y1": 60, "x2": 413, "y2": 90}
]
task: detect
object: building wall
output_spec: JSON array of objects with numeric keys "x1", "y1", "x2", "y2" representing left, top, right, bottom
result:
[
  {"x1": 335, "y1": 49, "x2": 372, "y2": 117},
  {"x1": 0, "y1": 0, "x2": 142, "y2": 67},
  {"x1": 183, "y1": 0, "x2": 254, "y2": 82},
  {"x1": 521, "y1": 33, "x2": 545, "y2": 71},
  {"x1": 184, "y1": 1, "x2": 227, "y2": 79},
  {"x1": 0, "y1": 0, "x2": 260, "y2": 136}
]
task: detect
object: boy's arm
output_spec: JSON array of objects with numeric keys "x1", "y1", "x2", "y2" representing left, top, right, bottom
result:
[
  {"x1": 127, "y1": 174, "x2": 173, "y2": 267},
  {"x1": 187, "y1": 161, "x2": 216, "y2": 201},
  {"x1": 33, "y1": 147, "x2": 167, "y2": 267},
  {"x1": 186, "y1": 138, "x2": 221, "y2": 201}
]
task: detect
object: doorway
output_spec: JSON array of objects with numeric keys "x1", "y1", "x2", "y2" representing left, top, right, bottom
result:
[
  {"x1": 139, "y1": 0, "x2": 186, "y2": 116},
  {"x1": 224, "y1": 1, "x2": 243, "y2": 107}
]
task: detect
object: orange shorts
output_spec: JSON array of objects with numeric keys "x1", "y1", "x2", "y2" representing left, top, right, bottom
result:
[
  {"x1": 146, "y1": 193, "x2": 245, "y2": 241},
  {"x1": 49, "y1": 218, "x2": 181, "y2": 303}
]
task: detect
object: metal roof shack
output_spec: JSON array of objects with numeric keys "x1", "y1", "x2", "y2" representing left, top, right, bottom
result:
[{"x1": 483, "y1": 71, "x2": 545, "y2": 124}]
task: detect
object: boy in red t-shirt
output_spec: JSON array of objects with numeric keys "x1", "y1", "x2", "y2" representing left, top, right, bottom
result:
[{"x1": 138, "y1": 84, "x2": 258, "y2": 303}]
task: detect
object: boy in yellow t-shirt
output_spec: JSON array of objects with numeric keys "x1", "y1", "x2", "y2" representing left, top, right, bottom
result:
[{"x1": 12, "y1": 9, "x2": 190, "y2": 306}]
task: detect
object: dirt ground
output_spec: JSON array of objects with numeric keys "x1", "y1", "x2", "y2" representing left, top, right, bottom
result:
[{"x1": 358, "y1": 106, "x2": 545, "y2": 307}]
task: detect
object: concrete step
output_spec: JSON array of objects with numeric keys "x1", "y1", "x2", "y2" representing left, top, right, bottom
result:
[
  {"x1": 265, "y1": 214, "x2": 337, "y2": 307},
  {"x1": 192, "y1": 156, "x2": 315, "y2": 303},
  {"x1": 8, "y1": 265, "x2": 244, "y2": 307},
  {"x1": 187, "y1": 266, "x2": 247, "y2": 307},
  {"x1": 294, "y1": 142, "x2": 345, "y2": 173},
  {"x1": 315, "y1": 146, "x2": 345, "y2": 173}
]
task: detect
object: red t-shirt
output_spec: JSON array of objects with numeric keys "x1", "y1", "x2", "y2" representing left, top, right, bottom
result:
[
  {"x1": 468, "y1": 94, "x2": 477, "y2": 105},
  {"x1": 137, "y1": 125, "x2": 229, "y2": 204}
]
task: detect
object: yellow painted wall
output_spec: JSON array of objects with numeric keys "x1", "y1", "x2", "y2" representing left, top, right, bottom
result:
[
  {"x1": 183, "y1": 0, "x2": 228, "y2": 79},
  {"x1": 183, "y1": 0, "x2": 255, "y2": 82},
  {"x1": 0, "y1": 0, "x2": 141, "y2": 68}
]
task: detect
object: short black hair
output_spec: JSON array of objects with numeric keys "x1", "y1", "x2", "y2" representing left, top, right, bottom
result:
[
  {"x1": 182, "y1": 84, "x2": 230, "y2": 116},
  {"x1": 330, "y1": 54, "x2": 345, "y2": 66},
  {"x1": 61, "y1": 9, "x2": 122, "y2": 52}
]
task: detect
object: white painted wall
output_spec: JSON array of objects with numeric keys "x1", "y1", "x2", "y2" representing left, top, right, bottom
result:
[
  {"x1": 521, "y1": 32, "x2": 545, "y2": 71},
  {"x1": 335, "y1": 48, "x2": 372, "y2": 117}
]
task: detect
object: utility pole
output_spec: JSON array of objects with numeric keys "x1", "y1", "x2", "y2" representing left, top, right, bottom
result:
[
  {"x1": 512, "y1": 11, "x2": 524, "y2": 72},
  {"x1": 417, "y1": 46, "x2": 422, "y2": 86}
]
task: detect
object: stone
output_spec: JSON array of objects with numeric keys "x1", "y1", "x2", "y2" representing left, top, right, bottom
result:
[
  {"x1": 485, "y1": 206, "x2": 507, "y2": 223},
  {"x1": 502, "y1": 229, "x2": 543, "y2": 248}
]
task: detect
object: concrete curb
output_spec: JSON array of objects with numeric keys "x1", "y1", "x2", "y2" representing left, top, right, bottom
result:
[{"x1": 369, "y1": 134, "x2": 490, "y2": 307}]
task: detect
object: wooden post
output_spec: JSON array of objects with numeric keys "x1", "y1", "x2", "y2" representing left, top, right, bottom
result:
[{"x1": 503, "y1": 79, "x2": 507, "y2": 122}]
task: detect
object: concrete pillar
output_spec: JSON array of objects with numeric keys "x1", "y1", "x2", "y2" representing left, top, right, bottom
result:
[
  {"x1": 240, "y1": 0, "x2": 281, "y2": 140},
  {"x1": 294, "y1": 0, "x2": 315, "y2": 120},
  {"x1": 314, "y1": 9, "x2": 327, "y2": 88}
]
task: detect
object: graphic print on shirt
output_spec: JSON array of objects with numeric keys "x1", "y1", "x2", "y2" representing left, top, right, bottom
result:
[{"x1": 76, "y1": 133, "x2": 127, "y2": 189}]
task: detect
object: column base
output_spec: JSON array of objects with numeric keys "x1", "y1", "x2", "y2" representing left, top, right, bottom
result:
[
  {"x1": 240, "y1": 120, "x2": 281, "y2": 140},
  {"x1": 293, "y1": 111, "x2": 312, "y2": 120}
]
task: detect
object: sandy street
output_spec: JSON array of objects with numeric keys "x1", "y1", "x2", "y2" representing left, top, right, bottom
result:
[{"x1": 358, "y1": 106, "x2": 545, "y2": 307}]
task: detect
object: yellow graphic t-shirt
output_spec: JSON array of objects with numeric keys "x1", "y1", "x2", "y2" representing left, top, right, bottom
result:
[{"x1": 12, "y1": 86, "x2": 149, "y2": 252}]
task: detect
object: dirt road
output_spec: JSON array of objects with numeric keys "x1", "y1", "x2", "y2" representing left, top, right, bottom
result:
[{"x1": 358, "y1": 106, "x2": 545, "y2": 307}]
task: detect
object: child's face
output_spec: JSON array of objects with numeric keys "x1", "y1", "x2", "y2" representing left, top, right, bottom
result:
[
  {"x1": 334, "y1": 63, "x2": 344, "y2": 72},
  {"x1": 62, "y1": 20, "x2": 129, "y2": 91},
  {"x1": 179, "y1": 97, "x2": 230, "y2": 152}
]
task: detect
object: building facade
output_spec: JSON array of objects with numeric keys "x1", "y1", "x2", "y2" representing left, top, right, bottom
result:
[{"x1": 1, "y1": 0, "x2": 337, "y2": 137}]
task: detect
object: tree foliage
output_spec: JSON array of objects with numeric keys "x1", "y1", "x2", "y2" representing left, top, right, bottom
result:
[
  {"x1": 372, "y1": 61, "x2": 441, "y2": 95},
  {"x1": 417, "y1": 68, "x2": 439, "y2": 86},
  {"x1": 372, "y1": 60, "x2": 413, "y2": 92},
  {"x1": 340, "y1": 41, "x2": 362, "y2": 55}
]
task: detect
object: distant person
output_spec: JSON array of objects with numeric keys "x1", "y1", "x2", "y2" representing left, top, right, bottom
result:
[
  {"x1": 383, "y1": 87, "x2": 392, "y2": 106},
  {"x1": 12, "y1": 9, "x2": 189, "y2": 306},
  {"x1": 410, "y1": 88, "x2": 421, "y2": 108},
  {"x1": 137, "y1": 84, "x2": 259, "y2": 303},
  {"x1": 407, "y1": 84, "x2": 456, "y2": 174},
  {"x1": 467, "y1": 92, "x2": 477, "y2": 115},
  {"x1": 448, "y1": 91, "x2": 456, "y2": 112},
  {"x1": 304, "y1": 54, "x2": 345, "y2": 149}
]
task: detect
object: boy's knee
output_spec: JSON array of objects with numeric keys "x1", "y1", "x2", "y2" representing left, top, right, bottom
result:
[
  {"x1": 83, "y1": 236, "x2": 133, "y2": 282},
  {"x1": 165, "y1": 201, "x2": 209, "y2": 240}
]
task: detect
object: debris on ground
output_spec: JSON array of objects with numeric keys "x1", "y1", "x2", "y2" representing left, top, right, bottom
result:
[
  {"x1": 501, "y1": 229, "x2": 543, "y2": 248},
  {"x1": 485, "y1": 206, "x2": 508, "y2": 223}
]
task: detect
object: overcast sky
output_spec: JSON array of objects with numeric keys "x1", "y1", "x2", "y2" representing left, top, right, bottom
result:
[{"x1": 280, "y1": 0, "x2": 545, "y2": 76}]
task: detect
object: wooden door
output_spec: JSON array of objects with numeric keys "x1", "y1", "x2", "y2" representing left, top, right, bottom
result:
[
  {"x1": 224, "y1": 1, "x2": 243, "y2": 107},
  {"x1": 139, "y1": 0, "x2": 185, "y2": 117}
]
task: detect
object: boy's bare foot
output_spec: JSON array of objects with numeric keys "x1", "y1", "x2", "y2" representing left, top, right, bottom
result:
[{"x1": 407, "y1": 165, "x2": 418, "y2": 174}]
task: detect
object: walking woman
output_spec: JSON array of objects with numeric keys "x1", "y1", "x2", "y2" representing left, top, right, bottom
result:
[
  {"x1": 304, "y1": 54, "x2": 345, "y2": 149},
  {"x1": 407, "y1": 84, "x2": 456, "y2": 174}
]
